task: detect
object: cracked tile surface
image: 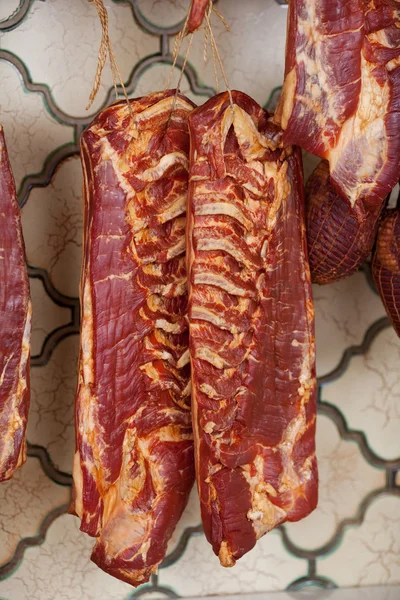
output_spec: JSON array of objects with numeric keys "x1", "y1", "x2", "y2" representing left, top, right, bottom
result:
[
  {"x1": 28, "y1": 336, "x2": 78, "y2": 474},
  {"x1": 160, "y1": 530, "x2": 306, "y2": 596},
  {"x1": 318, "y1": 495, "x2": 400, "y2": 586},
  {"x1": 0, "y1": 61, "x2": 73, "y2": 192},
  {"x1": 313, "y1": 272, "x2": 386, "y2": 378},
  {"x1": 284, "y1": 415, "x2": 385, "y2": 551},
  {"x1": 0, "y1": 515, "x2": 133, "y2": 600},
  {"x1": 0, "y1": 458, "x2": 69, "y2": 566},
  {"x1": 22, "y1": 156, "x2": 83, "y2": 298},
  {"x1": 0, "y1": 0, "x2": 158, "y2": 118},
  {"x1": 30, "y1": 277, "x2": 70, "y2": 357},
  {"x1": 323, "y1": 327, "x2": 400, "y2": 460}
]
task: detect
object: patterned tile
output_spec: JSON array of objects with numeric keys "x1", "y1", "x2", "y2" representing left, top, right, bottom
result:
[
  {"x1": 131, "y1": 63, "x2": 211, "y2": 105},
  {"x1": 0, "y1": 515, "x2": 133, "y2": 600},
  {"x1": 284, "y1": 415, "x2": 385, "y2": 551},
  {"x1": 136, "y1": 0, "x2": 187, "y2": 28},
  {"x1": 159, "y1": 531, "x2": 306, "y2": 596},
  {"x1": 0, "y1": 60, "x2": 73, "y2": 193},
  {"x1": 0, "y1": 0, "x2": 158, "y2": 118},
  {"x1": 28, "y1": 336, "x2": 78, "y2": 474},
  {"x1": 175, "y1": 0, "x2": 287, "y2": 107},
  {"x1": 30, "y1": 277, "x2": 70, "y2": 357},
  {"x1": 22, "y1": 156, "x2": 83, "y2": 299},
  {"x1": 318, "y1": 495, "x2": 400, "y2": 586},
  {"x1": 0, "y1": 458, "x2": 69, "y2": 566},
  {"x1": 313, "y1": 272, "x2": 386, "y2": 378},
  {"x1": 323, "y1": 326, "x2": 400, "y2": 460},
  {"x1": 0, "y1": 1, "x2": 21, "y2": 22}
]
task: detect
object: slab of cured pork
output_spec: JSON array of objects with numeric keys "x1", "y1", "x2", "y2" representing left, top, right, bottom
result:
[
  {"x1": 71, "y1": 91, "x2": 195, "y2": 586},
  {"x1": 187, "y1": 91, "x2": 318, "y2": 567},
  {"x1": 0, "y1": 126, "x2": 31, "y2": 483},
  {"x1": 277, "y1": 0, "x2": 400, "y2": 207}
]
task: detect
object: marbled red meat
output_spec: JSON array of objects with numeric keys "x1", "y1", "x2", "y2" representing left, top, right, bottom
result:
[
  {"x1": 306, "y1": 160, "x2": 384, "y2": 284},
  {"x1": 276, "y1": 0, "x2": 400, "y2": 207},
  {"x1": 372, "y1": 208, "x2": 400, "y2": 336},
  {"x1": 0, "y1": 126, "x2": 31, "y2": 482},
  {"x1": 187, "y1": 91, "x2": 318, "y2": 567},
  {"x1": 71, "y1": 91, "x2": 195, "y2": 586}
]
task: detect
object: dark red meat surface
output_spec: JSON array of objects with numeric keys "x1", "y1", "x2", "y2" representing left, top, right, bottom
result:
[
  {"x1": 0, "y1": 126, "x2": 31, "y2": 483},
  {"x1": 187, "y1": 91, "x2": 318, "y2": 567}
]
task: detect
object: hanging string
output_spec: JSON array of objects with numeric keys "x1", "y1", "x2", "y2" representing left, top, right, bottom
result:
[
  {"x1": 211, "y1": 5, "x2": 230, "y2": 33},
  {"x1": 165, "y1": 7, "x2": 192, "y2": 92},
  {"x1": 176, "y1": 33, "x2": 195, "y2": 93},
  {"x1": 204, "y1": 4, "x2": 233, "y2": 108},
  {"x1": 86, "y1": 0, "x2": 132, "y2": 115},
  {"x1": 164, "y1": 0, "x2": 233, "y2": 127},
  {"x1": 203, "y1": 2, "x2": 219, "y2": 92}
]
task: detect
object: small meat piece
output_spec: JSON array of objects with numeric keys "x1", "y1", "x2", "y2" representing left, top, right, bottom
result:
[
  {"x1": 276, "y1": 0, "x2": 400, "y2": 206},
  {"x1": 306, "y1": 160, "x2": 384, "y2": 284},
  {"x1": 372, "y1": 209, "x2": 400, "y2": 336},
  {"x1": 0, "y1": 126, "x2": 31, "y2": 482},
  {"x1": 187, "y1": 0, "x2": 209, "y2": 33},
  {"x1": 188, "y1": 91, "x2": 318, "y2": 567},
  {"x1": 71, "y1": 91, "x2": 195, "y2": 586}
]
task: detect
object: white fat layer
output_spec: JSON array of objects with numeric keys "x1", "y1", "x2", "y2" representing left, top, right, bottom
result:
[
  {"x1": 329, "y1": 54, "x2": 390, "y2": 206},
  {"x1": 195, "y1": 202, "x2": 253, "y2": 230}
]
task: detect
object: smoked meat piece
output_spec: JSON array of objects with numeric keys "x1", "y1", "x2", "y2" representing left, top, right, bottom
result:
[
  {"x1": 71, "y1": 91, "x2": 195, "y2": 586},
  {"x1": 187, "y1": 91, "x2": 318, "y2": 567},
  {"x1": 276, "y1": 0, "x2": 400, "y2": 207},
  {"x1": 372, "y1": 208, "x2": 400, "y2": 336},
  {"x1": 306, "y1": 160, "x2": 384, "y2": 284},
  {"x1": 187, "y1": 0, "x2": 209, "y2": 33},
  {"x1": 0, "y1": 125, "x2": 31, "y2": 482}
]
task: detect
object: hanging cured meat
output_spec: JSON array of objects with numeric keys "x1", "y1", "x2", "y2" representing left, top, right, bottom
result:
[
  {"x1": 276, "y1": 0, "x2": 400, "y2": 207},
  {"x1": 188, "y1": 0, "x2": 209, "y2": 33},
  {"x1": 372, "y1": 208, "x2": 400, "y2": 337},
  {"x1": 306, "y1": 160, "x2": 384, "y2": 284},
  {"x1": 71, "y1": 90, "x2": 195, "y2": 586},
  {"x1": 0, "y1": 126, "x2": 31, "y2": 482},
  {"x1": 187, "y1": 91, "x2": 318, "y2": 567}
]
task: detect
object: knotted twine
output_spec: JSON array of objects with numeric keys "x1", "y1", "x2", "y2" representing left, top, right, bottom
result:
[
  {"x1": 165, "y1": 0, "x2": 233, "y2": 111},
  {"x1": 86, "y1": 0, "x2": 132, "y2": 115},
  {"x1": 86, "y1": 0, "x2": 233, "y2": 119}
]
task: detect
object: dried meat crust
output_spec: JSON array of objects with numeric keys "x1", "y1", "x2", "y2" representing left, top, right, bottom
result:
[
  {"x1": 187, "y1": 0, "x2": 209, "y2": 33},
  {"x1": 71, "y1": 91, "x2": 195, "y2": 586},
  {"x1": 276, "y1": 0, "x2": 400, "y2": 207},
  {"x1": 372, "y1": 208, "x2": 400, "y2": 336},
  {"x1": 0, "y1": 126, "x2": 31, "y2": 482},
  {"x1": 306, "y1": 160, "x2": 384, "y2": 284},
  {"x1": 187, "y1": 91, "x2": 318, "y2": 567}
]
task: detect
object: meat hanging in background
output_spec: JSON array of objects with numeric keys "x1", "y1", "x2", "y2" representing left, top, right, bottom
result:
[
  {"x1": 306, "y1": 160, "x2": 384, "y2": 285},
  {"x1": 0, "y1": 126, "x2": 31, "y2": 482},
  {"x1": 71, "y1": 91, "x2": 195, "y2": 586},
  {"x1": 276, "y1": 0, "x2": 400, "y2": 207},
  {"x1": 187, "y1": 91, "x2": 318, "y2": 567},
  {"x1": 187, "y1": 0, "x2": 209, "y2": 33},
  {"x1": 372, "y1": 208, "x2": 400, "y2": 337}
]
